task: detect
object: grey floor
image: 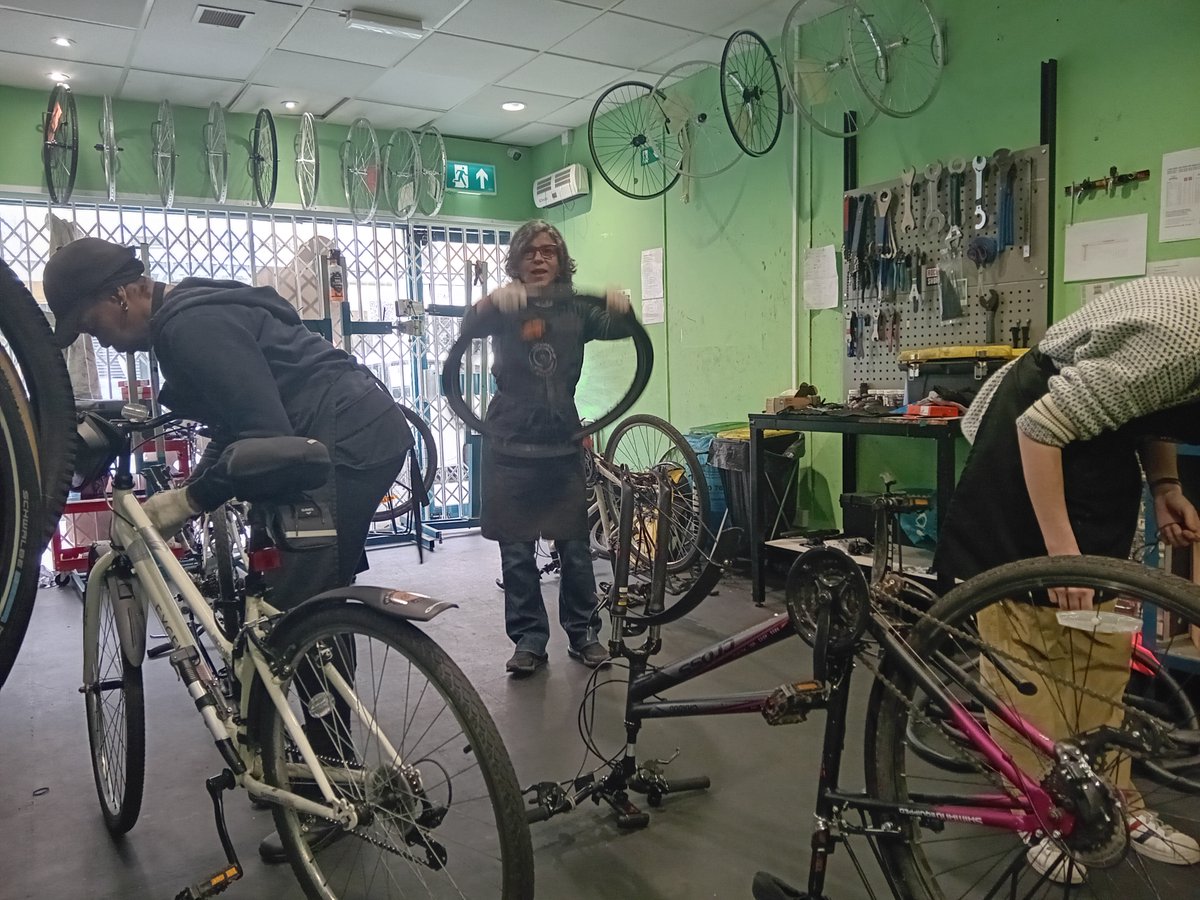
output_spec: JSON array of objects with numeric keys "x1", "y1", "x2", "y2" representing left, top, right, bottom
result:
[{"x1": 0, "y1": 534, "x2": 884, "y2": 900}]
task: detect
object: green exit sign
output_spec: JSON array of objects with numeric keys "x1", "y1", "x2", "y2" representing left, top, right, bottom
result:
[{"x1": 446, "y1": 161, "x2": 497, "y2": 195}]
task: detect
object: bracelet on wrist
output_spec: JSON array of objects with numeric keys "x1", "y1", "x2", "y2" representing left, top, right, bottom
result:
[{"x1": 1150, "y1": 476, "x2": 1182, "y2": 491}]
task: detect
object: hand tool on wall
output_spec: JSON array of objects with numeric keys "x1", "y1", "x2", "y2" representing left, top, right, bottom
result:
[
  {"x1": 946, "y1": 157, "x2": 966, "y2": 252},
  {"x1": 972, "y1": 155, "x2": 988, "y2": 230},
  {"x1": 923, "y1": 161, "x2": 945, "y2": 236},
  {"x1": 940, "y1": 267, "x2": 963, "y2": 321},
  {"x1": 899, "y1": 166, "x2": 917, "y2": 234},
  {"x1": 1021, "y1": 319, "x2": 1031, "y2": 348},
  {"x1": 979, "y1": 288, "x2": 1000, "y2": 343},
  {"x1": 998, "y1": 163, "x2": 1017, "y2": 250},
  {"x1": 847, "y1": 311, "x2": 858, "y2": 357},
  {"x1": 1065, "y1": 165, "x2": 1151, "y2": 224},
  {"x1": 1022, "y1": 157, "x2": 1034, "y2": 259}
]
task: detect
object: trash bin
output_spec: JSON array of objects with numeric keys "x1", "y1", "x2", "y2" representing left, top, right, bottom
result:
[
  {"x1": 685, "y1": 422, "x2": 742, "y2": 535},
  {"x1": 709, "y1": 427, "x2": 804, "y2": 554}
]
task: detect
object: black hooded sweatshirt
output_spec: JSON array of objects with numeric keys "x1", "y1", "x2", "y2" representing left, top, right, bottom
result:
[{"x1": 150, "y1": 277, "x2": 411, "y2": 509}]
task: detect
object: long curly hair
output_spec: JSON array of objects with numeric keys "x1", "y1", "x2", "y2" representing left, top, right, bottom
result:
[{"x1": 504, "y1": 219, "x2": 576, "y2": 286}]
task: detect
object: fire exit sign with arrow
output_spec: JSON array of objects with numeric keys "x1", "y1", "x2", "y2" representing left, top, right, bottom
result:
[{"x1": 446, "y1": 161, "x2": 497, "y2": 195}]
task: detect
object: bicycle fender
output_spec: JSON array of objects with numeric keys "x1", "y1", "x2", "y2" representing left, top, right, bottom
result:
[
  {"x1": 86, "y1": 545, "x2": 147, "y2": 668},
  {"x1": 274, "y1": 586, "x2": 457, "y2": 631}
]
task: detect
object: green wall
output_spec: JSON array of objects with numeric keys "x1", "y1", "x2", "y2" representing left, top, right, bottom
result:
[
  {"x1": 0, "y1": 85, "x2": 538, "y2": 222},
  {"x1": 535, "y1": 0, "x2": 1200, "y2": 528}
]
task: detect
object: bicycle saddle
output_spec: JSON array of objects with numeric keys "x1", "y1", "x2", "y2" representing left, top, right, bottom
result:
[{"x1": 215, "y1": 436, "x2": 331, "y2": 502}]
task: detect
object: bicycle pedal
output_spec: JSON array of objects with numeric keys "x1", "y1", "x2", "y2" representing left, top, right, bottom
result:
[
  {"x1": 173, "y1": 864, "x2": 242, "y2": 899},
  {"x1": 762, "y1": 680, "x2": 828, "y2": 726},
  {"x1": 147, "y1": 641, "x2": 174, "y2": 659}
]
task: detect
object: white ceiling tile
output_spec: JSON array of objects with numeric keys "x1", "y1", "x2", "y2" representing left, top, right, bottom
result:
[
  {"x1": 499, "y1": 54, "x2": 629, "y2": 96},
  {"x1": 0, "y1": 11, "x2": 136, "y2": 67},
  {"x1": 279, "y1": 8, "x2": 420, "y2": 67},
  {"x1": 453, "y1": 86, "x2": 572, "y2": 119},
  {"x1": 442, "y1": 0, "x2": 600, "y2": 50},
  {"x1": 733, "y1": 0, "x2": 802, "y2": 42},
  {"x1": 616, "y1": 0, "x2": 772, "y2": 34},
  {"x1": 0, "y1": 0, "x2": 148, "y2": 29},
  {"x1": 121, "y1": 71, "x2": 241, "y2": 108},
  {"x1": 551, "y1": 12, "x2": 701, "y2": 68},
  {"x1": 394, "y1": 34, "x2": 537, "y2": 81},
  {"x1": 323, "y1": 99, "x2": 440, "y2": 130},
  {"x1": 539, "y1": 95, "x2": 599, "y2": 128},
  {"x1": 229, "y1": 85, "x2": 345, "y2": 117},
  {"x1": 309, "y1": 0, "x2": 464, "y2": 29},
  {"x1": 0, "y1": 52, "x2": 124, "y2": 94},
  {"x1": 359, "y1": 69, "x2": 479, "y2": 111},
  {"x1": 640, "y1": 36, "x2": 727, "y2": 75},
  {"x1": 255, "y1": 50, "x2": 384, "y2": 95},
  {"x1": 496, "y1": 121, "x2": 571, "y2": 147},
  {"x1": 132, "y1": 0, "x2": 302, "y2": 80},
  {"x1": 427, "y1": 111, "x2": 513, "y2": 141}
]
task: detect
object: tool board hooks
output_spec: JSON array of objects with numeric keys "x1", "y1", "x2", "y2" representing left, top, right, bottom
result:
[{"x1": 842, "y1": 143, "x2": 1051, "y2": 391}]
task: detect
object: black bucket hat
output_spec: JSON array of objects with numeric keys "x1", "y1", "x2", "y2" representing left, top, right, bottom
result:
[{"x1": 43, "y1": 238, "x2": 144, "y2": 347}]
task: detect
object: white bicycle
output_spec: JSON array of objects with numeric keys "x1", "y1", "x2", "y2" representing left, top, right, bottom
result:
[{"x1": 76, "y1": 408, "x2": 534, "y2": 900}]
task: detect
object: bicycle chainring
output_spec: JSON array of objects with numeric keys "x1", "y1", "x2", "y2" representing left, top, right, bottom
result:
[{"x1": 785, "y1": 547, "x2": 870, "y2": 653}]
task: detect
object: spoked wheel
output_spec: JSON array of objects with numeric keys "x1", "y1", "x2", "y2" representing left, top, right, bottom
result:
[
  {"x1": 603, "y1": 414, "x2": 710, "y2": 573},
  {"x1": 374, "y1": 405, "x2": 437, "y2": 522},
  {"x1": 383, "y1": 128, "x2": 419, "y2": 219},
  {"x1": 867, "y1": 555, "x2": 1200, "y2": 899},
  {"x1": 96, "y1": 95, "x2": 121, "y2": 202},
  {"x1": 151, "y1": 100, "x2": 176, "y2": 208},
  {"x1": 252, "y1": 604, "x2": 534, "y2": 899},
  {"x1": 249, "y1": 107, "x2": 278, "y2": 208},
  {"x1": 203, "y1": 102, "x2": 229, "y2": 203},
  {"x1": 652, "y1": 61, "x2": 742, "y2": 180},
  {"x1": 415, "y1": 127, "x2": 446, "y2": 217},
  {"x1": 341, "y1": 117, "x2": 380, "y2": 223},
  {"x1": 588, "y1": 81, "x2": 681, "y2": 200},
  {"x1": 204, "y1": 502, "x2": 246, "y2": 642},
  {"x1": 781, "y1": 0, "x2": 880, "y2": 138},
  {"x1": 719, "y1": 30, "x2": 784, "y2": 157},
  {"x1": 42, "y1": 83, "x2": 78, "y2": 204},
  {"x1": 295, "y1": 112, "x2": 320, "y2": 211},
  {"x1": 82, "y1": 558, "x2": 146, "y2": 835},
  {"x1": 846, "y1": 0, "x2": 944, "y2": 118}
]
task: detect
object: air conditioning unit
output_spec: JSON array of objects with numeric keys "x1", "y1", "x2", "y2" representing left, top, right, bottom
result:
[{"x1": 533, "y1": 163, "x2": 589, "y2": 209}]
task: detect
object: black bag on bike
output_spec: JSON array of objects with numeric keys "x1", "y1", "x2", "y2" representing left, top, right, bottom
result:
[{"x1": 262, "y1": 493, "x2": 337, "y2": 553}]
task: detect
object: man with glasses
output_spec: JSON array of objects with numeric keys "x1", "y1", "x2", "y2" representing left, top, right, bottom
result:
[{"x1": 461, "y1": 220, "x2": 636, "y2": 676}]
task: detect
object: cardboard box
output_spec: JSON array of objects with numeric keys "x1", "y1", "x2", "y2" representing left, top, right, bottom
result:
[{"x1": 765, "y1": 396, "x2": 812, "y2": 414}]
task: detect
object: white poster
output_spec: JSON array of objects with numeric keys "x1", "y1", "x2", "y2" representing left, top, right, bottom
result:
[
  {"x1": 641, "y1": 297, "x2": 664, "y2": 325},
  {"x1": 640, "y1": 247, "x2": 663, "y2": 300},
  {"x1": 803, "y1": 244, "x2": 840, "y2": 310},
  {"x1": 1160, "y1": 147, "x2": 1200, "y2": 243},
  {"x1": 1147, "y1": 256, "x2": 1200, "y2": 277},
  {"x1": 1063, "y1": 214, "x2": 1148, "y2": 282}
]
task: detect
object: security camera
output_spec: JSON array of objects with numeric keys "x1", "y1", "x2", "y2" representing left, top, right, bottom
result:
[{"x1": 506, "y1": 147, "x2": 524, "y2": 161}]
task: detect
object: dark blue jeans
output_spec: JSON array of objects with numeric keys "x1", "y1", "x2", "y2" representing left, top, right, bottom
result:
[{"x1": 500, "y1": 539, "x2": 600, "y2": 656}]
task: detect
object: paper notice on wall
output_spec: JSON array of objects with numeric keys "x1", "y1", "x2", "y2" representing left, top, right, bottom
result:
[
  {"x1": 1079, "y1": 280, "x2": 1117, "y2": 305},
  {"x1": 640, "y1": 247, "x2": 663, "y2": 300},
  {"x1": 1160, "y1": 147, "x2": 1200, "y2": 243},
  {"x1": 1063, "y1": 214, "x2": 1147, "y2": 282},
  {"x1": 641, "y1": 297, "x2": 664, "y2": 324},
  {"x1": 1147, "y1": 256, "x2": 1200, "y2": 277},
  {"x1": 803, "y1": 244, "x2": 840, "y2": 309}
]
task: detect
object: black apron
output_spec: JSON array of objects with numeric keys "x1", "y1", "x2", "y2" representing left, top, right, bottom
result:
[
  {"x1": 936, "y1": 350, "x2": 1200, "y2": 582},
  {"x1": 479, "y1": 301, "x2": 592, "y2": 544}
]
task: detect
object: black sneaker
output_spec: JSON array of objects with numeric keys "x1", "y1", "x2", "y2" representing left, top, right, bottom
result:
[
  {"x1": 567, "y1": 642, "x2": 610, "y2": 668},
  {"x1": 505, "y1": 650, "x2": 548, "y2": 677}
]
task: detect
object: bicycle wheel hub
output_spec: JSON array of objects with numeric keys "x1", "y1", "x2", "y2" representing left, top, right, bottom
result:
[{"x1": 1045, "y1": 743, "x2": 1129, "y2": 867}]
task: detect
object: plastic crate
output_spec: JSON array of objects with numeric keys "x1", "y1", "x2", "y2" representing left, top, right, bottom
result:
[{"x1": 51, "y1": 497, "x2": 112, "y2": 573}]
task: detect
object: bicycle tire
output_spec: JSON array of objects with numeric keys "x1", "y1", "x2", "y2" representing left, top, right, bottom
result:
[
  {"x1": 208, "y1": 504, "x2": 243, "y2": 642},
  {"x1": 0, "y1": 350, "x2": 41, "y2": 690},
  {"x1": 82, "y1": 556, "x2": 146, "y2": 835},
  {"x1": 373, "y1": 405, "x2": 437, "y2": 522},
  {"x1": 43, "y1": 82, "x2": 78, "y2": 204},
  {"x1": 588, "y1": 80, "x2": 681, "y2": 201},
  {"x1": 603, "y1": 413, "x2": 710, "y2": 573},
  {"x1": 251, "y1": 603, "x2": 534, "y2": 899},
  {"x1": 0, "y1": 260, "x2": 76, "y2": 544},
  {"x1": 866, "y1": 555, "x2": 1200, "y2": 900}
]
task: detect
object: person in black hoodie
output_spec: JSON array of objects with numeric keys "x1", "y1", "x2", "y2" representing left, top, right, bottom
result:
[{"x1": 43, "y1": 237, "x2": 412, "y2": 862}]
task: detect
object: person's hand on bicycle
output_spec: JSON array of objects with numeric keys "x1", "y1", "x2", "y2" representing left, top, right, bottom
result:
[
  {"x1": 141, "y1": 486, "x2": 202, "y2": 536},
  {"x1": 1154, "y1": 481, "x2": 1200, "y2": 548}
]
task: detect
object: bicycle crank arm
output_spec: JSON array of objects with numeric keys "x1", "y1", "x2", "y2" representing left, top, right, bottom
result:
[{"x1": 174, "y1": 770, "x2": 243, "y2": 899}]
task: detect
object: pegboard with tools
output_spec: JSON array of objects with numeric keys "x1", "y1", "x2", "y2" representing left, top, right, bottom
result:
[{"x1": 842, "y1": 143, "x2": 1051, "y2": 391}]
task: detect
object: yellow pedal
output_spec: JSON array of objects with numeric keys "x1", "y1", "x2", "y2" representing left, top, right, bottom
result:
[{"x1": 762, "y1": 680, "x2": 828, "y2": 726}]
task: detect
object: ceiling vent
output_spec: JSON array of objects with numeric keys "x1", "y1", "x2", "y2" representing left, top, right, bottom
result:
[{"x1": 193, "y1": 5, "x2": 254, "y2": 29}]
